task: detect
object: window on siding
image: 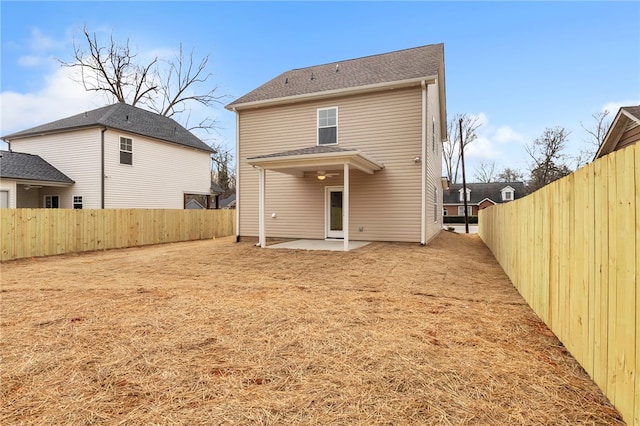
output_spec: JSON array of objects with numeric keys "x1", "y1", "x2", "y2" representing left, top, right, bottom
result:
[
  {"x1": 432, "y1": 118, "x2": 436, "y2": 152},
  {"x1": 0, "y1": 190, "x2": 8, "y2": 208},
  {"x1": 120, "y1": 137, "x2": 133, "y2": 165},
  {"x1": 73, "y1": 196, "x2": 83, "y2": 209},
  {"x1": 44, "y1": 195, "x2": 59, "y2": 209},
  {"x1": 318, "y1": 107, "x2": 338, "y2": 145},
  {"x1": 433, "y1": 186, "x2": 438, "y2": 222}
]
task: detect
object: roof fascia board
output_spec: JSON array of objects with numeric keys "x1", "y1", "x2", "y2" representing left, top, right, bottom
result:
[
  {"x1": 594, "y1": 111, "x2": 627, "y2": 159},
  {"x1": 8, "y1": 178, "x2": 73, "y2": 187},
  {"x1": 247, "y1": 151, "x2": 384, "y2": 174},
  {"x1": 4, "y1": 124, "x2": 214, "y2": 154},
  {"x1": 228, "y1": 76, "x2": 438, "y2": 110}
]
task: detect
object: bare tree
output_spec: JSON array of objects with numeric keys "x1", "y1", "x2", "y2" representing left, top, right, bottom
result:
[
  {"x1": 474, "y1": 161, "x2": 497, "y2": 183},
  {"x1": 575, "y1": 109, "x2": 612, "y2": 167},
  {"x1": 443, "y1": 113, "x2": 482, "y2": 184},
  {"x1": 497, "y1": 167, "x2": 524, "y2": 182},
  {"x1": 210, "y1": 142, "x2": 235, "y2": 193},
  {"x1": 525, "y1": 127, "x2": 572, "y2": 193},
  {"x1": 59, "y1": 26, "x2": 225, "y2": 133}
]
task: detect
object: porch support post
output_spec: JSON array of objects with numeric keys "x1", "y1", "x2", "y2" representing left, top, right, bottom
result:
[
  {"x1": 343, "y1": 163, "x2": 350, "y2": 251},
  {"x1": 258, "y1": 167, "x2": 266, "y2": 248}
]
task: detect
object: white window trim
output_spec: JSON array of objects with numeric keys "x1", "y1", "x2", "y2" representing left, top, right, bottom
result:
[
  {"x1": 73, "y1": 195, "x2": 83, "y2": 209},
  {"x1": 317, "y1": 106, "x2": 339, "y2": 146},
  {"x1": 119, "y1": 135, "x2": 133, "y2": 165},
  {"x1": 44, "y1": 195, "x2": 60, "y2": 209},
  {"x1": 458, "y1": 188, "x2": 471, "y2": 202}
]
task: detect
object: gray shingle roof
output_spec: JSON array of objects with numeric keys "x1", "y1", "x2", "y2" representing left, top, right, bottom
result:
[
  {"x1": 0, "y1": 150, "x2": 74, "y2": 184},
  {"x1": 248, "y1": 145, "x2": 354, "y2": 160},
  {"x1": 443, "y1": 182, "x2": 526, "y2": 204},
  {"x1": 2, "y1": 103, "x2": 214, "y2": 153},
  {"x1": 227, "y1": 43, "x2": 444, "y2": 108},
  {"x1": 622, "y1": 105, "x2": 640, "y2": 121}
]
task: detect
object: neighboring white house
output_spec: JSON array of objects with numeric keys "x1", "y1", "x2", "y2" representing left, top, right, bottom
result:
[
  {"x1": 1, "y1": 103, "x2": 215, "y2": 209},
  {"x1": 226, "y1": 43, "x2": 447, "y2": 249}
]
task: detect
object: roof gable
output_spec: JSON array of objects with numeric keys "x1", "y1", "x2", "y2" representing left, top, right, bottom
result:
[
  {"x1": 0, "y1": 150, "x2": 74, "y2": 184},
  {"x1": 2, "y1": 103, "x2": 214, "y2": 153},
  {"x1": 595, "y1": 105, "x2": 640, "y2": 159},
  {"x1": 227, "y1": 43, "x2": 444, "y2": 109}
]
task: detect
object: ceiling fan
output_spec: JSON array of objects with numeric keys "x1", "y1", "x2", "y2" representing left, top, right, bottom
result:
[{"x1": 316, "y1": 170, "x2": 340, "y2": 180}]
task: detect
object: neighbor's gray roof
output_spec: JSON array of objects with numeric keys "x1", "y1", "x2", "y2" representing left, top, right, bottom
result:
[
  {"x1": 622, "y1": 105, "x2": 640, "y2": 121},
  {"x1": 227, "y1": 43, "x2": 444, "y2": 108},
  {"x1": 2, "y1": 103, "x2": 214, "y2": 153},
  {"x1": 0, "y1": 150, "x2": 74, "y2": 184},
  {"x1": 443, "y1": 182, "x2": 526, "y2": 205}
]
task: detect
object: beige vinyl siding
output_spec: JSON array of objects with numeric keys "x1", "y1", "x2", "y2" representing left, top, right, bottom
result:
[
  {"x1": 617, "y1": 122, "x2": 640, "y2": 151},
  {"x1": 0, "y1": 180, "x2": 17, "y2": 208},
  {"x1": 238, "y1": 86, "x2": 427, "y2": 242},
  {"x1": 424, "y1": 80, "x2": 444, "y2": 243},
  {"x1": 104, "y1": 130, "x2": 211, "y2": 209},
  {"x1": 9, "y1": 128, "x2": 101, "y2": 208}
]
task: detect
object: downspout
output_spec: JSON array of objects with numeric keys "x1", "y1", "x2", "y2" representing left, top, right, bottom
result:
[
  {"x1": 101, "y1": 127, "x2": 107, "y2": 209},
  {"x1": 233, "y1": 107, "x2": 240, "y2": 242},
  {"x1": 420, "y1": 81, "x2": 427, "y2": 245}
]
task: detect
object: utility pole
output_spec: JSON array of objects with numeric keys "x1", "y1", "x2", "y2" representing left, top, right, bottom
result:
[{"x1": 459, "y1": 118, "x2": 469, "y2": 234}]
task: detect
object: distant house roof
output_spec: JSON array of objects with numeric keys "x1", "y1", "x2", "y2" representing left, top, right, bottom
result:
[
  {"x1": 443, "y1": 182, "x2": 526, "y2": 205},
  {"x1": 594, "y1": 105, "x2": 640, "y2": 159},
  {"x1": 2, "y1": 103, "x2": 214, "y2": 153},
  {"x1": 185, "y1": 199, "x2": 205, "y2": 209},
  {"x1": 0, "y1": 150, "x2": 74, "y2": 185},
  {"x1": 227, "y1": 43, "x2": 445, "y2": 109},
  {"x1": 219, "y1": 193, "x2": 236, "y2": 209}
]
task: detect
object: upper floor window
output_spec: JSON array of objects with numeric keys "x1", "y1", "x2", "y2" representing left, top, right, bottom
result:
[
  {"x1": 73, "y1": 196, "x2": 83, "y2": 209},
  {"x1": 432, "y1": 118, "x2": 436, "y2": 152},
  {"x1": 44, "y1": 195, "x2": 59, "y2": 209},
  {"x1": 318, "y1": 107, "x2": 338, "y2": 145},
  {"x1": 120, "y1": 137, "x2": 133, "y2": 165},
  {"x1": 501, "y1": 186, "x2": 515, "y2": 201}
]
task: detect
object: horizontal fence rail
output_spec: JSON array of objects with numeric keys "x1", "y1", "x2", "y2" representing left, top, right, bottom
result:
[
  {"x1": 0, "y1": 208, "x2": 236, "y2": 261},
  {"x1": 479, "y1": 143, "x2": 638, "y2": 426}
]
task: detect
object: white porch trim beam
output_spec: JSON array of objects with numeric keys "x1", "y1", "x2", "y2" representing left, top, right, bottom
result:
[
  {"x1": 343, "y1": 163, "x2": 350, "y2": 252},
  {"x1": 258, "y1": 168, "x2": 266, "y2": 248}
]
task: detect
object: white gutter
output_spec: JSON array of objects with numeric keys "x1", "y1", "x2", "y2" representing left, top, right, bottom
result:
[
  {"x1": 420, "y1": 81, "x2": 427, "y2": 246},
  {"x1": 228, "y1": 75, "x2": 438, "y2": 111},
  {"x1": 233, "y1": 107, "x2": 240, "y2": 242}
]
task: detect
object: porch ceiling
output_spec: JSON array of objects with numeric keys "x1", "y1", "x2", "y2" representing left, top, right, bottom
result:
[{"x1": 246, "y1": 146, "x2": 385, "y2": 177}]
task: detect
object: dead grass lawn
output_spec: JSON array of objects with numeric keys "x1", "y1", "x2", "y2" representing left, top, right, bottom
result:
[{"x1": 0, "y1": 232, "x2": 623, "y2": 425}]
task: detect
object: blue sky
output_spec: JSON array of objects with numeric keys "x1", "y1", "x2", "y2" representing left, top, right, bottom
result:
[{"x1": 1, "y1": 1, "x2": 639, "y2": 177}]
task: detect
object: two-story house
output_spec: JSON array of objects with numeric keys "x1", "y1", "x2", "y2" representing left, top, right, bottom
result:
[
  {"x1": 1, "y1": 103, "x2": 215, "y2": 209},
  {"x1": 226, "y1": 44, "x2": 447, "y2": 250},
  {"x1": 442, "y1": 182, "x2": 526, "y2": 217}
]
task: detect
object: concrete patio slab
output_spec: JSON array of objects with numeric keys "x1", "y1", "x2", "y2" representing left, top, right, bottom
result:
[{"x1": 267, "y1": 239, "x2": 371, "y2": 251}]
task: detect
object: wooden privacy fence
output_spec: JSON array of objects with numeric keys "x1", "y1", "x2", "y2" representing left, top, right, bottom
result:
[
  {"x1": 479, "y1": 143, "x2": 638, "y2": 426},
  {"x1": 0, "y1": 208, "x2": 236, "y2": 262}
]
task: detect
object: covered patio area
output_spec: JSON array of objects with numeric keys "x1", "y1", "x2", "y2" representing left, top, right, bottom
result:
[{"x1": 247, "y1": 145, "x2": 385, "y2": 251}]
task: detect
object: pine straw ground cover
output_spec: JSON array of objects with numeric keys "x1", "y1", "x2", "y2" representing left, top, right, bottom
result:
[{"x1": 0, "y1": 232, "x2": 623, "y2": 425}]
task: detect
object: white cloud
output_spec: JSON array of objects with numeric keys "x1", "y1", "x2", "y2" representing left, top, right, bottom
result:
[
  {"x1": 0, "y1": 67, "x2": 105, "y2": 136},
  {"x1": 28, "y1": 28, "x2": 61, "y2": 52},
  {"x1": 465, "y1": 135, "x2": 501, "y2": 161},
  {"x1": 601, "y1": 99, "x2": 640, "y2": 114},
  {"x1": 17, "y1": 55, "x2": 48, "y2": 68},
  {"x1": 493, "y1": 125, "x2": 526, "y2": 144}
]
